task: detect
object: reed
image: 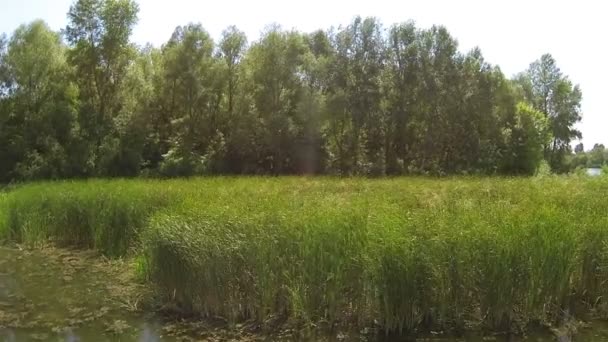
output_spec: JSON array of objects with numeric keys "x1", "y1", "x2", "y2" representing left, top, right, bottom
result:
[{"x1": 3, "y1": 176, "x2": 608, "y2": 334}]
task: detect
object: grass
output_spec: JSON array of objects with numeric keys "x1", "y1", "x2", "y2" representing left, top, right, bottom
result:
[
  {"x1": 0, "y1": 191, "x2": 8, "y2": 241},
  {"x1": 0, "y1": 179, "x2": 179, "y2": 256},
  {"x1": 2, "y1": 176, "x2": 608, "y2": 335}
]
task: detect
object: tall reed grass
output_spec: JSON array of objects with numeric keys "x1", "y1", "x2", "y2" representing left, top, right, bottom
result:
[
  {"x1": 2, "y1": 176, "x2": 608, "y2": 335},
  {"x1": 0, "y1": 191, "x2": 8, "y2": 241},
  {"x1": 0, "y1": 179, "x2": 178, "y2": 256}
]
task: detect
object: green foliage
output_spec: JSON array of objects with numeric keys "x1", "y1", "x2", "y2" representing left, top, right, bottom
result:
[
  {"x1": 502, "y1": 102, "x2": 550, "y2": 174},
  {"x1": 588, "y1": 144, "x2": 607, "y2": 167},
  {"x1": 0, "y1": 192, "x2": 7, "y2": 240},
  {"x1": 64, "y1": 0, "x2": 140, "y2": 176},
  {"x1": 0, "y1": 21, "x2": 78, "y2": 182},
  {"x1": 535, "y1": 160, "x2": 552, "y2": 177},
  {"x1": 245, "y1": 27, "x2": 310, "y2": 173},
  {"x1": 219, "y1": 26, "x2": 247, "y2": 117},
  {"x1": 1, "y1": 180, "x2": 177, "y2": 256},
  {"x1": 565, "y1": 143, "x2": 608, "y2": 172},
  {"x1": 157, "y1": 23, "x2": 223, "y2": 177},
  {"x1": 139, "y1": 177, "x2": 608, "y2": 333},
  {"x1": 0, "y1": 3, "x2": 585, "y2": 181},
  {"x1": 4, "y1": 177, "x2": 608, "y2": 334},
  {"x1": 516, "y1": 54, "x2": 583, "y2": 172}
]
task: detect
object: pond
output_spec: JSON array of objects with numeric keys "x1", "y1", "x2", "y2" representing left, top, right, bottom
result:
[
  {"x1": 587, "y1": 168, "x2": 603, "y2": 176},
  {"x1": 0, "y1": 247, "x2": 248, "y2": 341},
  {"x1": 0, "y1": 246, "x2": 174, "y2": 341},
  {"x1": 2, "y1": 246, "x2": 608, "y2": 341}
]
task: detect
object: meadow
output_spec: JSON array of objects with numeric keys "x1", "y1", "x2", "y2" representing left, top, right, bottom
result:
[{"x1": 2, "y1": 176, "x2": 608, "y2": 336}]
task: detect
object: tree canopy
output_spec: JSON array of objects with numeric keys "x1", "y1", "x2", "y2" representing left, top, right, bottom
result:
[{"x1": 0, "y1": 0, "x2": 586, "y2": 182}]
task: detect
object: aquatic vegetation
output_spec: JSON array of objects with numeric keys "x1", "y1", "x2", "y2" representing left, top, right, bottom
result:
[
  {"x1": 0, "y1": 179, "x2": 179, "y2": 256},
  {"x1": 0, "y1": 192, "x2": 7, "y2": 241},
  {"x1": 3, "y1": 176, "x2": 608, "y2": 335}
]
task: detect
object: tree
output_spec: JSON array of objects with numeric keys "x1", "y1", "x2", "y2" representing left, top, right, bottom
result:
[
  {"x1": 324, "y1": 17, "x2": 386, "y2": 175},
  {"x1": 574, "y1": 143, "x2": 584, "y2": 154},
  {"x1": 217, "y1": 26, "x2": 259, "y2": 174},
  {"x1": 0, "y1": 33, "x2": 8, "y2": 92},
  {"x1": 287, "y1": 32, "x2": 328, "y2": 174},
  {"x1": 0, "y1": 11, "x2": 585, "y2": 180},
  {"x1": 549, "y1": 78, "x2": 582, "y2": 170},
  {"x1": 219, "y1": 26, "x2": 247, "y2": 118},
  {"x1": 383, "y1": 21, "x2": 419, "y2": 174},
  {"x1": 64, "y1": 0, "x2": 139, "y2": 176},
  {"x1": 0, "y1": 21, "x2": 78, "y2": 181},
  {"x1": 245, "y1": 26, "x2": 309, "y2": 174},
  {"x1": 518, "y1": 54, "x2": 582, "y2": 172},
  {"x1": 502, "y1": 103, "x2": 550, "y2": 174},
  {"x1": 0, "y1": 32, "x2": 16, "y2": 182},
  {"x1": 403, "y1": 25, "x2": 463, "y2": 174},
  {"x1": 156, "y1": 24, "x2": 224, "y2": 176},
  {"x1": 588, "y1": 144, "x2": 606, "y2": 168}
]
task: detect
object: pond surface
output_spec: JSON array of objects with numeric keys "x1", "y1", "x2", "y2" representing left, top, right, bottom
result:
[
  {"x1": 0, "y1": 246, "x2": 176, "y2": 341},
  {"x1": 587, "y1": 168, "x2": 602, "y2": 176},
  {"x1": 2, "y1": 247, "x2": 608, "y2": 341},
  {"x1": 0, "y1": 247, "x2": 250, "y2": 341}
]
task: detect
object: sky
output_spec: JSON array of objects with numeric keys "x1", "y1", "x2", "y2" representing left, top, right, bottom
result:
[{"x1": 1, "y1": 0, "x2": 605, "y2": 147}]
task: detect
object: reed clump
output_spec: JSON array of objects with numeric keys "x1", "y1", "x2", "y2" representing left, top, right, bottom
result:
[{"x1": 3, "y1": 176, "x2": 608, "y2": 334}]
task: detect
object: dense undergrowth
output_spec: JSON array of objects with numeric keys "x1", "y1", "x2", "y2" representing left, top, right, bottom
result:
[{"x1": 2, "y1": 176, "x2": 608, "y2": 336}]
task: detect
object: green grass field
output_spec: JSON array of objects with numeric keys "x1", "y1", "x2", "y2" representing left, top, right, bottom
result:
[{"x1": 2, "y1": 176, "x2": 608, "y2": 335}]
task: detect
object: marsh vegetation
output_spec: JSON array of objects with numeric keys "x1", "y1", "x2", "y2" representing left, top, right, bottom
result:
[{"x1": 3, "y1": 177, "x2": 608, "y2": 340}]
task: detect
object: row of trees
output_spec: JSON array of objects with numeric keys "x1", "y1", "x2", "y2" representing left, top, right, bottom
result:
[
  {"x1": 0, "y1": 0, "x2": 583, "y2": 182},
  {"x1": 569, "y1": 143, "x2": 608, "y2": 169}
]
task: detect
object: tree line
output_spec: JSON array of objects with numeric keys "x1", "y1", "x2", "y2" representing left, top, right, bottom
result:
[
  {"x1": 568, "y1": 143, "x2": 608, "y2": 170},
  {"x1": 0, "y1": 0, "x2": 584, "y2": 182}
]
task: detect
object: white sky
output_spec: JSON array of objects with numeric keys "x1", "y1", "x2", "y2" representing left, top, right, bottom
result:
[{"x1": 1, "y1": 0, "x2": 605, "y2": 147}]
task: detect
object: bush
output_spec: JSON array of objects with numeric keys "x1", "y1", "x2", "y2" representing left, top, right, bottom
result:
[{"x1": 535, "y1": 160, "x2": 552, "y2": 177}]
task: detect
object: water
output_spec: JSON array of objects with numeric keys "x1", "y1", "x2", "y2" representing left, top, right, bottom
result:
[
  {"x1": 586, "y1": 168, "x2": 602, "y2": 176},
  {"x1": 2, "y1": 247, "x2": 608, "y2": 341},
  {"x1": 0, "y1": 247, "x2": 177, "y2": 342}
]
